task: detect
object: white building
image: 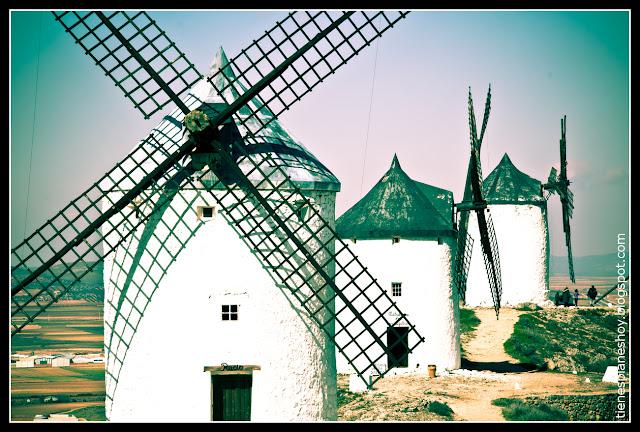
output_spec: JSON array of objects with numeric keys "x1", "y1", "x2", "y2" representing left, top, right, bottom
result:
[
  {"x1": 72, "y1": 354, "x2": 104, "y2": 364},
  {"x1": 51, "y1": 357, "x2": 71, "y2": 367},
  {"x1": 465, "y1": 153, "x2": 550, "y2": 307},
  {"x1": 15, "y1": 357, "x2": 35, "y2": 368},
  {"x1": 34, "y1": 414, "x2": 79, "y2": 422},
  {"x1": 33, "y1": 355, "x2": 56, "y2": 365},
  {"x1": 335, "y1": 155, "x2": 461, "y2": 378},
  {"x1": 101, "y1": 48, "x2": 340, "y2": 422}
]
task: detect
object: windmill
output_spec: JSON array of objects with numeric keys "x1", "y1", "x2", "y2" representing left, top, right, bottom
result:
[
  {"x1": 10, "y1": 11, "x2": 425, "y2": 420},
  {"x1": 543, "y1": 115, "x2": 575, "y2": 283},
  {"x1": 460, "y1": 116, "x2": 574, "y2": 308},
  {"x1": 453, "y1": 85, "x2": 503, "y2": 318},
  {"x1": 335, "y1": 155, "x2": 461, "y2": 380}
]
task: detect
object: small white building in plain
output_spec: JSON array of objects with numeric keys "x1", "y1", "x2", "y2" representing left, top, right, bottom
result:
[
  {"x1": 33, "y1": 355, "x2": 57, "y2": 365},
  {"x1": 101, "y1": 48, "x2": 341, "y2": 422},
  {"x1": 335, "y1": 155, "x2": 461, "y2": 378},
  {"x1": 72, "y1": 354, "x2": 104, "y2": 364},
  {"x1": 465, "y1": 153, "x2": 550, "y2": 307},
  {"x1": 51, "y1": 357, "x2": 71, "y2": 367},
  {"x1": 15, "y1": 357, "x2": 35, "y2": 368},
  {"x1": 34, "y1": 413, "x2": 79, "y2": 422}
]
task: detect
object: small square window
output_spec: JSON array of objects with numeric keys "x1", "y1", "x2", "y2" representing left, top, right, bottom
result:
[
  {"x1": 391, "y1": 282, "x2": 402, "y2": 297},
  {"x1": 197, "y1": 205, "x2": 216, "y2": 221},
  {"x1": 392, "y1": 237, "x2": 400, "y2": 244},
  {"x1": 221, "y1": 304, "x2": 238, "y2": 321}
]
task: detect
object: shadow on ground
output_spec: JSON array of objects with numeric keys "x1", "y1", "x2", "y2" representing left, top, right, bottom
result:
[{"x1": 461, "y1": 358, "x2": 539, "y2": 373}]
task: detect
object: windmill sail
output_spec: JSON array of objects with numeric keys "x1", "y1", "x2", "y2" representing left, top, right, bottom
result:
[
  {"x1": 543, "y1": 115, "x2": 576, "y2": 282},
  {"x1": 12, "y1": 10, "x2": 422, "y2": 393},
  {"x1": 54, "y1": 11, "x2": 202, "y2": 118},
  {"x1": 454, "y1": 86, "x2": 503, "y2": 317},
  {"x1": 559, "y1": 116, "x2": 576, "y2": 282},
  {"x1": 453, "y1": 159, "x2": 475, "y2": 301}
]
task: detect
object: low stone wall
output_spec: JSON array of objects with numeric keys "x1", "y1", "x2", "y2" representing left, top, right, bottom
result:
[{"x1": 524, "y1": 393, "x2": 628, "y2": 421}]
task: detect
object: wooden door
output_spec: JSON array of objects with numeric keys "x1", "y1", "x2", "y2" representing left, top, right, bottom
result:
[
  {"x1": 387, "y1": 326, "x2": 409, "y2": 369},
  {"x1": 211, "y1": 374, "x2": 252, "y2": 421}
]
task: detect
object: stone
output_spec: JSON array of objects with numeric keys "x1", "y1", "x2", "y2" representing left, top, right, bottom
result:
[
  {"x1": 602, "y1": 366, "x2": 618, "y2": 383},
  {"x1": 349, "y1": 373, "x2": 371, "y2": 393}
]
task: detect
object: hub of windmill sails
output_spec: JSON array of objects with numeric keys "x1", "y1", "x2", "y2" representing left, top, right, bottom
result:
[
  {"x1": 455, "y1": 200, "x2": 488, "y2": 212},
  {"x1": 184, "y1": 108, "x2": 243, "y2": 186}
]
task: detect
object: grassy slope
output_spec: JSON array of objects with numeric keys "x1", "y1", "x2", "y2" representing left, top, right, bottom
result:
[
  {"x1": 68, "y1": 405, "x2": 107, "y2": 421},
  {"x1": 459, "y1": 308, "x2": 480, "y2": 355},
  {"x1": 492, "y1": 398, "x2": 568, "y2": 421},
  {"x1": 504, "y1": 308, "x2": 627, "y2": 372},
  {"x1": 459, "y1": 308, "x2": 481, "y2": 335}
]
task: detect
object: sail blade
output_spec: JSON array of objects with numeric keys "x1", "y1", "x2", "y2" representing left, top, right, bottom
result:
[
  {"x1": 53, "y1": 11, "x2": 202, "y2": 119},
  {"x1": 478, "y1": 84, "x2": 492, "y2": 146},
  {"x1": 206, "y1": 11, "x2": 409, "y2": 143},
  {"x1": 475, "y1": 208, "x2": 503, "y2": 317}
]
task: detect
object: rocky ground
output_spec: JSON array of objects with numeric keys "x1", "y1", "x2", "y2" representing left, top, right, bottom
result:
[{"x1": 337, "y1": 307, "x2": 618, "y2": 421}]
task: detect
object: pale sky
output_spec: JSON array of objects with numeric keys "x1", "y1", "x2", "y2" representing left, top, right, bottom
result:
[{"x1": 10, "y1": 10, "x2": 630, "y2": 258}]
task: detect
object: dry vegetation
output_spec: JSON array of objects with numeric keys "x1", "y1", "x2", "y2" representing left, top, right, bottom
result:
[
  {"x1": 504, "y1": 307, "x2": 625, "y2": 372},
  {"x1": 337, "y1": 374, "x2": 455, "y2": 421}
]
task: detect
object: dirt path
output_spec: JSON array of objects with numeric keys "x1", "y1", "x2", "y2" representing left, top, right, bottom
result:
[
  {"x1": 463, "y1": 307, "x2": 522, "y2": 365},
  {"x1": 448, "y1": 307, "x2": 612, "y2": 421},
  {"x1": 448, "y1": 307, "x2": 524, "y2": 421}
]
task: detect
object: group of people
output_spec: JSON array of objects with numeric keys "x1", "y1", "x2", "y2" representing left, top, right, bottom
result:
[{"x1": 554, "y1": 285, "x2": 598, "y2": 307}]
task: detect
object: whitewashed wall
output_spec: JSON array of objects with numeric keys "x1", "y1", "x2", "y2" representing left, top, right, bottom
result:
[
  {"x1": 335, "y1": 237, "x2": 460, "y2": 375},
  {"x1": 464, "y1": 204, "x2": 549, "y2": 307},
  {"x1": 103, "y1": 190, "x2": 337, "y2": 422}
]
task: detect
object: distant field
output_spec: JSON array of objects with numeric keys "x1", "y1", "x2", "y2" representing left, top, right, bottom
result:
[
  {"x1": 11, "y1": 363, "x2": 105, "y2": 421},
  {"x1": 11, "y1": 401, "x2": 105, "y2": 421},
  {"x1": 11, "y1": 363, "x2": 105, "y2": 395},
  {"x1": 11, "y1": 301, "x2": 106, "y2": 421},
  {"x1": 11, "y1": 301, "x2": 103, "y2": 354}
]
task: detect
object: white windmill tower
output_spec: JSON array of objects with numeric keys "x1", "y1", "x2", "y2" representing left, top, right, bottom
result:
[
  {"x1": 101, "y1": 46, "x2": 343, "y2": 421},
  {"x1": 464, "y1": 153, "x2": 550, "y2": 307},
  {"x1": 464, "y1": 116, "x2": 576, "y2": 308},
  {"x1": 10, "y1": 11, "x2": 424, "y2": 422},
  {"x1": 335, "y1": 154, "x2": 461, "y2": 378}
]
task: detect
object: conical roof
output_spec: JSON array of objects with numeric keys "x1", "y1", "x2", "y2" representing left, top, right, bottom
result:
[
  {"x1": 336, "y1": 155, "x2": 456, "y2": 240},
  {"x1": 483, "y1": 153, "x2": 544, "y2": 205},
  {"x1": 190, "y1": 47, "x2": 340, "y2": 191}
]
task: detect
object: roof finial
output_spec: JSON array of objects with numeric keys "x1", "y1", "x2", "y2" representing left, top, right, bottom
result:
[
  {"x1": 391, "y1": 153, "x2": 401, "y2": 169},
  {"x1": 208, "y1": 46, "x2": 230, "y2": 78}
]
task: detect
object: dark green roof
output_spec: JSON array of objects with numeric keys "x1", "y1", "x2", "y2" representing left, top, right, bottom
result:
[
  {"x1": 336, "y1": 155, "x2": 456, "y2": 240},
  {"x1": 483, "y1": 153, "x2": 544, "y2": 205},
  {"x1": 413, "y1": 181, "x2": 454, "y2": 223}
]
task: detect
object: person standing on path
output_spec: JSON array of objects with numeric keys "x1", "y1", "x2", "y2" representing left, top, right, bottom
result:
[
  {"x1": 562, "y1": 287, "x2": 572, "y2": 307},
  {"x1": 573, "y1": 289, "x2": 580, "y2": 308},
  {"x1": 587, "y1": 285, "x2": 598, "y2": 306}
]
